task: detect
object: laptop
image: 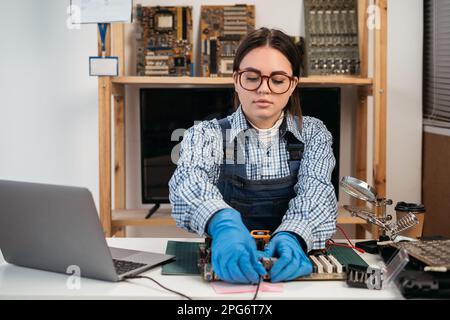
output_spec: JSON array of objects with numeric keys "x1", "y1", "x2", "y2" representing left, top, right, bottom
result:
[{"x1": 0, "y1": 180, "x2": 175, "y2": 282}]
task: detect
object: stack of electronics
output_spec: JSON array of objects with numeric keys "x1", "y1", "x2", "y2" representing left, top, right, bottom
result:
[
  {"x1": 381, "y1": 239, "x2": 450, "y2": 299},
  {"x1": 340, "y1": 176, "x2": 450, "y2": 299}
]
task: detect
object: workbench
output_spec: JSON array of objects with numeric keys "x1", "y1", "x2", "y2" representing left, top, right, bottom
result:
[{"x1": 0, "y1": 238, "x2": 404, "y2": 300}]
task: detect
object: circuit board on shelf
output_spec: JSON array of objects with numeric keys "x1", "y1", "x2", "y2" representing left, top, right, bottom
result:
[
  {"x1": 200, "y1": 5, "x2": 255, "y2": 77},
  {"x1": 135, "y1": 5, "x2": 193, "y2": 76},
  {"x1": 304, "y1": 0, "x2": 360, "y2": 76}
]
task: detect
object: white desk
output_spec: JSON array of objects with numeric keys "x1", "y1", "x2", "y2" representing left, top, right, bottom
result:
[{"x1": 0, "y1": 238, "x2": 404, "y2": 300}]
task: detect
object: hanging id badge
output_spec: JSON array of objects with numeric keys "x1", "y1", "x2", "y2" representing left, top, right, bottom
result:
[{"x1": 89, "y1": 23, "x2": 119, "y2": 76}]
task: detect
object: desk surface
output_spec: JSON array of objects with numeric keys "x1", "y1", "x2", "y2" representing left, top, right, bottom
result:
[{"x1": 0, "y1": 238, "x2": 404, "y2": 300}]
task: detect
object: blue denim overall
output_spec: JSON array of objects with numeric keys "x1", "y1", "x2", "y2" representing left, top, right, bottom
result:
[{"x1": 216, "y1": 117, "x2": 304, "y2": 232}]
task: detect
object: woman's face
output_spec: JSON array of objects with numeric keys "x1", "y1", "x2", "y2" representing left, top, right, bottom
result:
[{"x1": 234, "y1": 46, "x2": 298, "y2": 128}]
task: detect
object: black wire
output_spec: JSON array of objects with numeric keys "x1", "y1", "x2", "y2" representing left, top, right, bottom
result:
[
  {"x1": 123, "y1": 275, "x2": 192, "y2": 300},
  {"x1": 125, "y1": 275, "x2": 262, "y2": 300},
  {"x1": 252, "y1": 276, "x2": 263, "y2": 300}
]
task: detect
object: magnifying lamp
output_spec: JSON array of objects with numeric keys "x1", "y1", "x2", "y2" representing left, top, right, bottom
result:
[{"x1": 339, "y1": 176, "x2": 419, "y2": 253}]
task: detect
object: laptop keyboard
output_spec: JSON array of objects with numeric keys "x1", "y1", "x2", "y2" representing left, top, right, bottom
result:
[{"x1": 113, "y1": 259, "x2": 147, "y2": 275}]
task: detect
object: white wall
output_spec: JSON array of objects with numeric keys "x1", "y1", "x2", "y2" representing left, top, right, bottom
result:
[
  {"x1": 0, "y1": 0, "x2": 99, "y2": 204},
  {"x1": 0, "y1": 0, "x2": 423, "y2": 225}
]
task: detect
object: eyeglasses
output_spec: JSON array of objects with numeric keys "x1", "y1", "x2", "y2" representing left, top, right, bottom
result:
[{"x1": 238, "y1": 70, "x2": 296, "y2": 94}]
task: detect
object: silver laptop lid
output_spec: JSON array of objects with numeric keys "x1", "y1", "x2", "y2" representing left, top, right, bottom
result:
[{"x1": 0, "y1": 180, "x2": 118, "y2": 282}]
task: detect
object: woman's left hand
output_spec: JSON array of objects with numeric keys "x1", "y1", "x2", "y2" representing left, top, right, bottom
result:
[{"x1": 263, "y1": 232, "x2": 313, "y2": 282}]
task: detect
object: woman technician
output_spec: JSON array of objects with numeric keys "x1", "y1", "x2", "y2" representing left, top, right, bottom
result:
[{"x1": 169, "y1": 27, "x2": 337, "y2": 284}]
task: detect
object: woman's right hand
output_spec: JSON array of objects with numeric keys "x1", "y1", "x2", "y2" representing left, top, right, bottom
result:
[{"x1": 207, "y1": 209, "x2": 267, "y2": 284}]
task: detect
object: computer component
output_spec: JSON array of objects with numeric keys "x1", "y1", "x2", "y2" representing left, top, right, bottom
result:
[
  {"x1": 304, "y1": 0, "x2": 360, "y2": 76},
  {"x1": 0, "y1": 180, "x2": 175, "y2": 282},
  {"x1": 396, "y1": 270, "x2": 450, "y2": 299},
  {"x1": 251, "y1": 230, "x2": 271, "y2": 251},
  {"x1": 346, "y1": 248, "x2": 409, "y2": 290},
  {"x1": 388, "y1": 240, "x2": 450, "y2": 272},
  {"x1": 299, "y1": 245, "x2": 369, "y2": 281},
  {"x1": 302, "y1": 250, "x2": 347, "y2": 280},
  {"x1": 198, "y1": 232, "x2": 368, "y2": 282},
  {"x1": 346, "y1": 264, "x2": 384, "y2": 289},
  {"x1": 135, "y1": 5, "x2": 193, "y2": 76},
  {"x1": 162, "y1": 241, "x2": 201, "y2": 275},
  {"x1": 200, "y1": 5, "x2": 255, "y2": 77},
  {"x1": 198, "y1": 234, "x2": 279, "y2": 282},
  {"x1": 379, "y1": 239, "x2": 450, "y2": 298}
]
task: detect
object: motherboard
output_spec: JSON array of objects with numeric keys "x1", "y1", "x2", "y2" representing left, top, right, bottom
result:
[
  {"x1": 198, "y1": 230, "x2": 367, "y2": 282},
  {"x1": 200, "y1": 5, "x2": 255, "y2": 77},
  {"x1": 135, "y1": 5, "x2": 193, "y2": 76}
]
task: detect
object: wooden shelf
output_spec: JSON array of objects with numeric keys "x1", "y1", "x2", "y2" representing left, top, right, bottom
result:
[
  {"x1": 112, "y1": 206, "x2": 366, "y2": 228},
  {"x1": 112, "y1": 208, "x2": 175, "y2": 227},
  {"x1": 111, "y1": 75, "x2": 373, "y2": 87},
  {"x1": 300, "y1": 75, "x2": 373, "y2": 86},
  {"x1": 112, "y1": 76, "x2": 233, "y2": 86},
  {"x1": 337, "y1": 211, "x2": 368, "y2": 225}
]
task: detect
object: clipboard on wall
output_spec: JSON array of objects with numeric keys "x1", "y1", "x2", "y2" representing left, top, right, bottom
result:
[{"x1": 69, "y1": 0, "x2": 133, "y2": 24}]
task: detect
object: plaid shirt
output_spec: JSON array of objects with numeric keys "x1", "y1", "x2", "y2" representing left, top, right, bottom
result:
[{"x1": 169, "y1": 106, "x2": 337, "y2": 251}]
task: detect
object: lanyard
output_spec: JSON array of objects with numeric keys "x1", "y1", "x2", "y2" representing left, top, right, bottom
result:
[{"x1": 98, "y1": 23, "x2": 108, "y2": 57}]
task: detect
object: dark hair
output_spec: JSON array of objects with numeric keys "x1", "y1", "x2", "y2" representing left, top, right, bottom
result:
[{"x1": 233, "y1": 27, "x2": 302, "y2": 126}]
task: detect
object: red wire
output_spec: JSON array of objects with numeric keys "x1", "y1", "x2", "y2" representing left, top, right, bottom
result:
[
  {"x1": 327, "y1": 241, "x2": 366, "y2": 254},
  {"x1": 336, "y1": 225, "x2": 354, "y2": 247},
  {"x1": 326, "y1": 225, "x2": 366, "y2": 254}
]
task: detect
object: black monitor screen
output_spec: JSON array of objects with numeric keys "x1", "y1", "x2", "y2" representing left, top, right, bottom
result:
[
  {"x1": 140, "y1": 87, "x2": 340, "y2": 204},
  {"x1": 140, "y1": 88, "x2": 235, "y2": 203}
]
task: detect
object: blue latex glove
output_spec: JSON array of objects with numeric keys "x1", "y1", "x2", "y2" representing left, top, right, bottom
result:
[
  {"x1": 263, "y1": 232, "x2": 313, "y2": 282},
  {"x1": 207, "y1": 209, "x2": 267, "y2": 284}
]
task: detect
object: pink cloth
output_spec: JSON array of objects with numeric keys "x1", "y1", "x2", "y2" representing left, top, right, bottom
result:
[{"x1": 211, "y1": 281, "x2": 283, "y2": 294}]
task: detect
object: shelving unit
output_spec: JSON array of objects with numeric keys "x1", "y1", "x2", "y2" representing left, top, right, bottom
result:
[{"x1": 97, "y1": 0, "x2": 387, "y2": 239}]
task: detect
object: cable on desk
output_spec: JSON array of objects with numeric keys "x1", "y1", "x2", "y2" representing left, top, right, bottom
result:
[
  {"x1": 252, "y1": 276, "x2": 263, "y2": 300},
  {"x1": 123, "y1": 275, "x2": 192, "y2": 300}
]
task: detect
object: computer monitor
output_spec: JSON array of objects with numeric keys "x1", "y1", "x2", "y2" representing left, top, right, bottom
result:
[{"x1": 140, "y1": 87, "x2": 340, "y2": 204}]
